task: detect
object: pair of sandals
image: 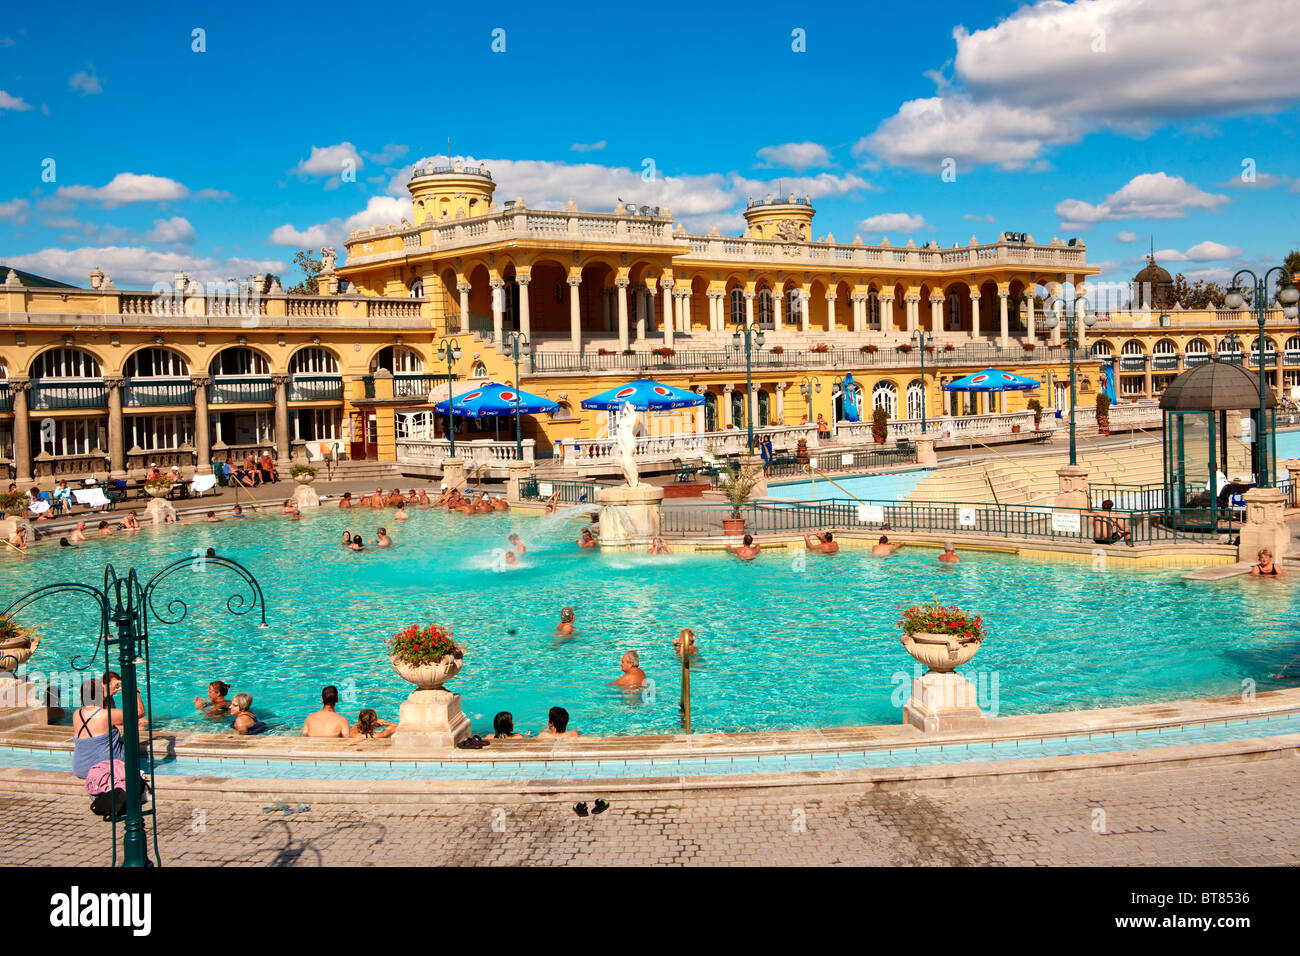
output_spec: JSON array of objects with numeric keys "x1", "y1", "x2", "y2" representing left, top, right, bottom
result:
[
  {"x1": 457, "y1": 734, "x2": 489, "y2": 750},
  {"x1": 572, "y1": 800, "x2": 609, "y2": 817}
]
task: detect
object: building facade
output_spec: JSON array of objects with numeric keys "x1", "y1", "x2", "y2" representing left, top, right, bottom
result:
[{"x1": 1, "y1": 159, "x2": 1294, "y2": 483}]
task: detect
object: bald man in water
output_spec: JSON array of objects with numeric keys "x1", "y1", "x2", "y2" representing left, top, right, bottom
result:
[{"x1": 300, "y1": 685, "x2": 351, "y2": 738}]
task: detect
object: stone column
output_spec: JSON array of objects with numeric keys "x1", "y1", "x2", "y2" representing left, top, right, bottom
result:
[
  {"x1": 825, "y1": 292, "x2": 837, "y2": 332},
  {"x1": 616, "y1": 278, "x2": 630, "y2": 351},
  {"x1": 490, "y1": 278, "x2": 505, "y2": 346},
  {"x1": 1054, "y1": 464, "x2": 1089, "y2": 509},
  {"x1": 567, "y1": 275, "x2": 582, "y2": 352},
  {"x1": 744, "y1": 290, "x2": 755, "y2": 329},
  {"x1": 105, "y1": 375, "x2": 127, "y2": 480},
  {"x1": 1238, "y1": 488, "x2": 1290, "y2": 564},
  {"x1": 774, "y1": 382, "x2": 786, "y2": 425},
  {"x1": 660, "y1": 279, "x2": 675, "y2": 348},
  {"x1": 679, "y1": 290, "x2": 692, "y2": 333},
  {"x1": 190, "y1": 374, "x2": 212, "y2": 471},
  {"x1": 998, "y1": 291, "x2": 1010, "y2": 347},
  {"x1": 1025, "y1": 293, "x2": 1036, "y2": 343},
  {"x1": 969, "y1": 291, "x2": 981, "y2": 340},
  {"x1": 505, "y1": 459, "x2": 532, "y2": 503},
  {"x1": 516, "y1": 274, "x2": 531, "y2": 343},
  {"x1": 692, "y1": 386, "x2": 706, "y2": 432},
  {"x1": 929, "y1": 295, "x2": 943, "y2": 342},
  {"x1": 800, "y1": 292, "x2": 810, "y2": 333},
  {"x1": 880, "y1": 294, "x2": 894, "y2": 333},
  {"x1": 9, "y1": 377, "x2": 31, "y2": 483},
  {"x1": 457, "y1": 281, "x2": 470, "y2": 330},
  {"x1": 272, "y1": 373, "x2": 291, "y2": 468},
  {"x1": 722, "y1": 384, "x2": 734, "y2": 427}
]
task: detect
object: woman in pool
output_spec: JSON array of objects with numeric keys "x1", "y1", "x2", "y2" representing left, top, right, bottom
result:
[
  {"x1": 194, "y1": 681, "x2": 231, "y2": 715},
  {"x1": 556, "y1": 606, "x2": 576, "y2": 636},
  {"x1": 229, "y1": 693, "x2": 266, "y2": 735},
  {"x1": 493, "y1": 712, "x2": 523, "y2": 739},
  {"x1": 341, "y1": 530, "x2": 353, "y2": 547},
  {"x1": 648, "y1": 536, "x2": 670, "y2": 555},
  {"x1": 349, "y1": 534, "x2": 366, "y2": 552},
  {"x1": 350, "y1": 709, "x2": 398, "y2": 739},
  {"x1": 1251, "y1": 548, "x2": 1283, "y2": 576}
]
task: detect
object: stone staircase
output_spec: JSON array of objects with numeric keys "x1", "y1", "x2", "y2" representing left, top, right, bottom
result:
[{"x1": 320, "y1": 459, "x2": 403, "y2": 483}]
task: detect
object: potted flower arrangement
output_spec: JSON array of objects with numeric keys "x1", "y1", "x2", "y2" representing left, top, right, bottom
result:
[
  {"x1": 386, "y1": 623, "x2": 465, "y2": 690},
  {"x1": 925, "y1": 345, "x2": 936, "y2": 354},
  {"x1": 872, "y1": 406, "x2": 889, "y2": 444},
  {"x1": 860, "y1": 344, "x2": 878, "y2": 354},
  {"x1": 943, "y1": 343, "x2": 955, "y2": 352},
  {"x1": 652, "y1": 346, "x2": 676, "y2": 359},
  {"x1": 811, "y1": 343, "x2": 830, "y2": 353},
  {"x1": 897, "y1": 600, "x2": 988, "y2": 673},
  {"x1": 795, "y1": 437, "x2": 809, "y2": 466},
  {"x1": 896, "y1": 343, "x2": 913, "y2": 353},
  {"x1": 0, "y1": 613, "x2": 39, "y2": 672},
  {"x1": 290, "y1": 464, "x2": 317, "y2": 484},
  {"x1": 1022, "y1": 342, "x2": 1036, "y2": 352},
  {"x1": 718, "y1": 465, "x2": 760, "y2": 534},
  {"x1": 143, "y1": 475, "x2": 173, "y2": 498},
  {"x1": 0, "y1": 490, "x2": 26, "y2": 518},
  {"x1": 622, "y1": 348, "x2": 635, "y2": 356},
  {"x1": 1096, "y1": 393, "x2": 1111, "y2": 435},
  {"x1": 597, "y1": 347, "x2": 613, "y2": 356},
  {"x1": 1026, "y1": 398, "x2": 1043, "y2": 430},
  {"x1": 770, "y1": 345, "x2": 785, "y2": 355}
]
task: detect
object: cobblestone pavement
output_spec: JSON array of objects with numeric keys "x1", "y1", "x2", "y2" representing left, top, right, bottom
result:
[{"x1": 3, "y1": 758, "x2": 1297, "y2": 866}]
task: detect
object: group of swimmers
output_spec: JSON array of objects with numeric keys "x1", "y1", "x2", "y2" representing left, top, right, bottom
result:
[{"x1": 721, "y1": 531, "x2": 960, "y2": 563}]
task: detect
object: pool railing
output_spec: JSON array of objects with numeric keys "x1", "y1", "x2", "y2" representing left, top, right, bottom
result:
[
  {"x1": 519, "y1": 477, "x2": 609, "y2": 505},
  {"x1": 706, "y1": 442, "x2": 919, "y2": 486}
]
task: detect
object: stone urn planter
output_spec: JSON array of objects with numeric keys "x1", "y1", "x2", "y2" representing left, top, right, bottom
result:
[
  {"x1": 389, "y1": 647, "x2": 464, "y2": 690},
  {"x1": 0, "y1": 633, "x2": 39, "y2": 672},
  {"x1": 292, "y1": 472, "x2": 316, "y2": 486},
  {"x1": 143, "y1": 484, "x2": 169, "y2": 499},
  {"x1": 899, "y1": 631, "x2": 982, "y2": 673},
  {"x1": 898, "y1": 602, "x2": 989, "y2": 733},
  {"x1": 388, "y1": 637, "x2": 470, "y2": 748}
]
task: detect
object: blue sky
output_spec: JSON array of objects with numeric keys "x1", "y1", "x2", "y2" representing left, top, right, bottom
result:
[{"x1": 1, "y1": 0, "x2": 1298, "y2": 299}]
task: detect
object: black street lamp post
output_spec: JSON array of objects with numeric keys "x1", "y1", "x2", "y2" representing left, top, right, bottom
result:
[
  {"x1": 1041, "y1": 293, "x2": 1096, "y2": 466},
  {"x1": 438, "y1": 339, "x2": 462, "y2": 458},
  {"x1": 732, "y1": 319, "x2": 765, "y2": 454}
]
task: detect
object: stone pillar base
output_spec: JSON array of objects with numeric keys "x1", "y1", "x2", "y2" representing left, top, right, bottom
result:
[
  {"x1": 144, "y1": 497, "x2": 176, "y2": 526},
  {"x1": 0, "y1": 673, "x2": 47, "y2": 731},
  {"x1": 903, "y1": 671, "x2": 987, "y2": 733},
  {"x1": 396, "y1": 689, "x2": 471, "y2": 748},
  {"x1": 441, "y1": 457, "x2": 466, "y2": 491},
  {"x1": 1238, "y1": 487, "x2": 1290, "y2": 561},
  {"x1": 1053, "y1": 464, "x2": 1090, "y2": 510},
  {"x1": 505, "y1": 460, "x2": 532, "y2": 504},
  {"x1": 596, "y1": 484, "x2": 665, "y2": 550},
  {"x1": 914, "y1": 435, "x2": 939, "y2": 468},
  {"x1": 292, "y1": 482, "x2": 321, "y2": 509}
]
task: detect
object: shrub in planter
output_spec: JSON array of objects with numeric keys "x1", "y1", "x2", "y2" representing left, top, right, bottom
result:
[
  {"x1": 718, "y1": 465, "x2": 761, "y2": 521},
  {"x1": 0, "y1": 491, "x2": 27, "y2": 516},
  {"x1": 1096, "y1": 393, "x2": 1111, "y2": 433},
  {"x1": 872, "y1": 406, "x2": 889, "y2": 443},
  {"x1": 896, "y1": 344, "x2": 913, "y2": 353},
  {"x1": 1026, "y1": 398, "x2": 1042, "y2": 429},
  {"x1": 770, "y1": 346, "x2": 785, "y2": 355},
  {"x1": 943, "y1": 344, "x2": 955, "y2": 352},
  {"x1": 143, "y1": 475, "x2": 173, "y2": 496},
  {"x1": 290, "y1": 464, "x2": 317, "y2": 480},
  {"x1": 1022, "y1": 342, "x2": 1037, "y2": 351},
  {"x1": 652, "y1": 347, "x2": 676, "y2": 358},
  {"x1": 861, "y1": 344, "x2": 879, "y2": 354}
]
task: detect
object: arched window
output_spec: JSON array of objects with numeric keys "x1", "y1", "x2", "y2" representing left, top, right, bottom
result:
[
  {"x1": 946, "y1": 292, "x2": 962, "y2": 331},
  {"x1": 729, "y1": 288, "x2": 746, "y2": 327},
  {"x1": 370, "y1": 345, "x2": 424, "y2": 374},
  {"x1": 756, "y1": 389, "x2": 770, "y2": 426},
  {"x1": 408, "y1": 277, "x2": 423, "y2": 298},
  {"x1": 906, "y1": 380, "x2": 924, "y2": 419},
  {"x1": 729, "y1": 389, "x2": 744, "y2": 428},
  {"x1": 1216, "y1": 337, "x2": 1242, "y2": 358},
  {"x1": 1121, "y1": 340, "x2": 1145, "y2": 356},
  {"x1": 785, "y1": 289, "x2": 802, "y2": 326},
  {"x1": 209, "y1": 348, "x2": 270, "y2": 376},
  {"x1": 756, "y1": 287, "x2": 774, "y2": 329},
  {"x1": 289, "y1": 348, "x2": 340, "y2": 375},
  {"x1": 30, "y1": 347, "x2": 101, "y2": 379},
  {"x1": 871, "y1": 381, "x2": 898, "y2": 417},
  {"x1": 1250, "y1": 337, "x2": 1276, "y2": 365},
  {"x1": 704, "y1": 392, "x2": 718, "y2": 431},
  {"x1": 471, "y1": 361, "x2": 487, "y2": 377},
  {"x1": 1089, "y1": 341, "x2": 1113, "y2": 358},
  {"x1": 125, "y1": 348, "x2": 189, "y2": 378},
  {"x1": 868, "y1": 292, "x2": 881, "y2": 331},
  {"x1": 1285, "y1": 335, "x2": 1300, "y2": 353},
  {"x1": 1153, "y1": 339, "x2": 1177, "y2": 355}
]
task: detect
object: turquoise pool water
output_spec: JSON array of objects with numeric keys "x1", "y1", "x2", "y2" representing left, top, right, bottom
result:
[
  {"x1": 774, "y1": 468, "x2": 928, "y2": 502},
  {"x1": 2, "y1": 506, "x2": 1294, "y2": 738},
  {"x1": 1278, "y1": 428, "x2": 1300, "y2": 461}
]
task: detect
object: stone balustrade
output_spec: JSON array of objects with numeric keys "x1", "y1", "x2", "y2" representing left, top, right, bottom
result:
[
  {"x1": 682, "y1": 235, "x2": 1088, "y2": 271},
  {"x1": 396, "y1": 438, "x2": 535, "y2": 468},
  {"x1": 554, "y1": 423, "x2": 819, "y2": 464}
]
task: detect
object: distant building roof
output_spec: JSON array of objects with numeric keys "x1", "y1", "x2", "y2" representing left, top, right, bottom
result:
[
  {"x1": 0, "y1": 265, "x2": 78, "y2": 289},
  {"x1": 1159, "y1": 360, "x2": 1278, "y2": 411}
]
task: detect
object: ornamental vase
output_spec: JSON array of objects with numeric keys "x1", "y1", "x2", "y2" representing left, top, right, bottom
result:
[
  {"x1": 389, "y1": 647, "x2": 465, "y2": 690},
  {"x1": 899, "y1": 630, "x2": 982, "y2": 674}
]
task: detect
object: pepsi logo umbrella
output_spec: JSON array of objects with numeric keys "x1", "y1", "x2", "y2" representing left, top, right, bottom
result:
[
  {"x1": 580, "y1": 378, "x2": 704, "y2": 411},
  {"x1": 432, "y1": 382, "x2": 559, "y2": 418},
  {"x1": 942, "y1": 368, "x2": 1041, "y2": 392}
]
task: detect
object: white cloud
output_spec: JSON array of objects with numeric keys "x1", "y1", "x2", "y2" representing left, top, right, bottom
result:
[
  {"x1": 858, "y1": 0, "x2": 1300, "y2": 169},
  {"x1": 68, "y1": 65, "x2": 102, "y2": 96},
  {"x1": 57, "y1": 173, "x2": 192, "y2": 207},
  {"x1": 0, "y1": 198, "x2": 29, "y2": 225},
  {"x1": 294, "y1": 142, "x2": 363, "y2": 179},
  {"x1": 570, "y1": 141, "x2": 607, "y2": 153},
  {"x1": 144, "y1": 216, "x2": 195, "y2": 244},
  {"x1": 343, "y1": 196, "x2": 409, "y2": 232},
  {"x1": 1115, "y1": 231, "x2": 1141, "y2": 242},
  {"x1": 361, "y1": 143, "x2": 408, "y2": 165},
  {"x1": 269, "y1": 223, "x2": 334, "y2": 247},
  {"x1": 269, "y1": 196, "x2": 413, "y2": 249},
  {"x1": 964, "y1": 213, "x2": 995, "y2": 223},
  {"x1": 1155, "y1": 241, "x2": 1243, "y2": 262},
  {"x1": 755, "y1": 142, "x2": 832, "y2": 171},
  {"x1": 0, "y1": 90, "x2": 32, "y2": 111},
  {"x1": 1055, "y1": 173, "x2": 1228, "y2": 228},
  {"x1": 857, "y1": 213, "x2": 929, "y2": 235},
  {"x1": 2, "y1": 246, "x2": 285, "y2": 289}
]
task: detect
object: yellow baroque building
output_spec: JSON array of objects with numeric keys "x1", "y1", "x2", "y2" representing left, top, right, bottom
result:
[{"x1": 1, "y1": 157, "x2": 1296, "y2": 484}]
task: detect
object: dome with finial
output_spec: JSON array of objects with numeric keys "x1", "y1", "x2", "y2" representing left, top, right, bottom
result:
[{"x1": 1133, "y1": 250, "x2": 1174, "y2": 309}]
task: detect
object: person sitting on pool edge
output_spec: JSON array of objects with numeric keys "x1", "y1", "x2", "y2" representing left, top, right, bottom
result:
[
  {"x1": 803, "y1": 531, "x2": 838, "y2": 554},
  {"x1": 1251, "y1": 548, "x2": 1283, "y2": 576},
  {"x1": 609, "y1": 650, "x2": 646, "y2": 689},
  {"x1": 872, "y1": 535, "x2": 901, "y2": 556},
  {"x1": 726, "y1": 534, "x2": 761, "y2": 561},
  {"x1": 938, "y1": 542, "x2": 961, "y2": 564},
  {"x1": 538, "y1": 706, "x2": 578, "y2": 738},
  {"x1": 350, "y1": 708, "x2": 398, "y2": 739},
  {"x1": 1092, "y1": 499, "x2": 1131, "y2": 545},
  {"x1": 493, "y1": 712, "x2": 524, "y2": 739},
  {"x1": 301, "y1": 685, "x2": 351, "y2": 738}
]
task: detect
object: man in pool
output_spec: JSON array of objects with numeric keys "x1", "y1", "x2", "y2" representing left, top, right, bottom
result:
[
  {"x1": 609, "y1": 650, "x2": 646, "y2": 689},
  {"x1": 301, "y1": 685, "x2": 351, "y2": 737},
  {"x1": 503, "y1": 550, "x2": 519, "y2": 566},
  {"x1": 872, "y1": 535, "x2": 900, "y2": 556},
  {"x1": 556, "y1": 607, "x2": 576, "y2": 636},
  {"x1": 374, "y1": 527, "x2": 392, "y2": 548},
  {"x1": 648, "y1": 536, "x2": 671, "y2": 555},
  {"x1": 69, "y1": 521, "x2": 88, "y2": 543},
  {"x1": 938, "y1": 542, "x2": 961, "y2": 563},
  {"x1": 369, "y1": 487, "x2": 385, "y2": 510},
  {"x1": 538, "y1": 706, "x2": 578, "y2": 738},
  {"x1": 727, "y1": 534, "x2": 761, "y2": 561},
  {"x1": 576, "y1": 527, "x2": 596, "y2": 549},
  {"x1": 206, "y1": 511, "x2": 220, "y2": 522},
  {"x1": 803, "y1": 531, "x2": 839, "y2": 554},
  {"x1": 508, "y1": 533, "x2": 526, "y2": 554},
  {"x1": 338, "y1": 491, "x2": 353, "y2": 509}
]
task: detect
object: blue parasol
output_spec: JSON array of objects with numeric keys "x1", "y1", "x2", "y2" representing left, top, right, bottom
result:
[
  {"x1": 432, "y1": 382, "x2": 558, "y2": 418},
  {"x1": 942, "y1": 368, "x2": 1041, "y2": 392},
  {"x1": 580, "y1": 378, "x2": 704, "y2": 412}
]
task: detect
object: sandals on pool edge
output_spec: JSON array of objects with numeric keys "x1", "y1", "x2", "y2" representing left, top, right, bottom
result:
[
  {"x1": 572, "y1": 799, "x2": 610, "y2": 817},
  {"x1": 457, "y1": 735, "x2": 489, "y2": 750}
]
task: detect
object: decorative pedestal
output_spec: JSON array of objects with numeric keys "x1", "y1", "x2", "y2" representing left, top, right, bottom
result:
[
  {"x1": 914, "y1": 435, "x2": 939, "y2": 468},
  {"x1": 1053, "y1": 464, "x2": 1090, "y2": 510},
  {"x1": 144, "y1": 497, "x2": 176, "y2": 526},
  {"x1": 505, "y1": 460, "x2": 532, "y2": 504},
  {"x1": 0, "y1": 672, "x2": 46, "y2": 731},
  {"x1": 292, "y1": 476, "x2": 320, "y2": 509},
  {"x1": 397, "y1": 689, "x2": 471, "y2": 748},
  {"x1": 1238, "y1": 488, "x2": 1290, "y2": 562},
  {"x1": 899, "y1": 631, "x2": 987, "y2": 733},
  {"x1": 441, "y1": 457, "x2": 466, "y2": 491},
  {"x1": 596, "y1": 484, "x2": 665, "y2": 550}
]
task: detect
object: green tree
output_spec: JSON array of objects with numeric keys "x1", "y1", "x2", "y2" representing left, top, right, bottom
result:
[
  {"x1": 1170, "y1": 273, "x2": 1246, "y2": 309},
  {"x1": 1281, "y1": 249, "x2": 1300, "y2": 285},
  {"x1": 286, "y1": 249, "x2": 322, "y2": 295}
]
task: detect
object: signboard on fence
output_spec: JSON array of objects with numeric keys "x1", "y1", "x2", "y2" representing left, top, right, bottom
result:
[
  {"x1": 809, "y1": 457, "x2": 818, "y2": 469},
  {"x1": 857, "y1": 504, "x2": 885, "y2": 524},
  {"x1": 537, "y1": 482, "x2": 553, "y2": 497},
  {"x1": 1051, "y1": 511, "x2": 1082, "y2": 534},
  {"x1": 958, "y1": 507, "x2": 977, "y2": 527},
  {"x1": 841, "y1": 453, "x2": 853, "y2": 467}
]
